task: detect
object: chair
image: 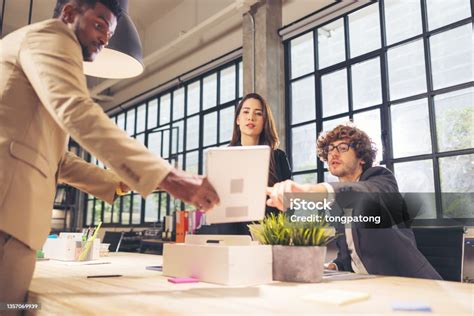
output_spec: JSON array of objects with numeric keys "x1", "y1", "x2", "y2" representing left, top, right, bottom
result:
[
  {"x1": 462, "y1": 237, "x2": 474, "y2": 282},
  {"x1": 119, "y1": 231, "x2": 142, "y2": 252},
  {"x1": 102, "y1": 231, "x2": 124, "y2": 252},
  {"x1": 413, "y1": 226, "x2": 465, "y2": 281}
]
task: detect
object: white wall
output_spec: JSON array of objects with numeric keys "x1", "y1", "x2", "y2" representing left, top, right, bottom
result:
[
  {"x1": 282, "y1": 0, "x2": 335, "y2": 25},
  {"x1": 104, "y1": 0, "x2": 241, "y2": 111},
  {"x1": 143, "y1": 0, "x2": 235, "y2": 56}
]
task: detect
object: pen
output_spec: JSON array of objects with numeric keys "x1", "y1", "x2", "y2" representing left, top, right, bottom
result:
[
  {"x1": 87, "y1": 274, "x2": 122, "y2": 278},
  {"x1": 79, "y1": 222, "x2": 102, "y2": 261},
  {"x1": 145, "y1": 265, "x2": 162, "y2": 271}
]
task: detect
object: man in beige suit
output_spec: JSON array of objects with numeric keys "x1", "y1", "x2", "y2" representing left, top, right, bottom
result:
[{"x1": 0, "y1": 0, "x2": 219, "y2": 310}]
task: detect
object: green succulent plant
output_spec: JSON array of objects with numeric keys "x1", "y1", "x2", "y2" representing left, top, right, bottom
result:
[{"x1": 248, "y1": 213, "x2": 335, "y2": 246}]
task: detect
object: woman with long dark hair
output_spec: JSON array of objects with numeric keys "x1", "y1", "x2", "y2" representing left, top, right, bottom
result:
[
  {"x1": 229, "y1": 93, "x2": 291, "y2": 190},
  {"x1": 197, "y1": 93, "x2": 292, "y2": 235}
]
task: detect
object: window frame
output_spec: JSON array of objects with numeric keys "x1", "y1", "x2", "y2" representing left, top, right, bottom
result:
[
  {"x1": 83, "y1": 57, "x2": 243, "y2": 227},
  {"x1": 283, "y1": 0, "x2": 474, "y2": 226}
]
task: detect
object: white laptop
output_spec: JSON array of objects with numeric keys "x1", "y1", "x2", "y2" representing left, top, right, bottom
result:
[{"x1": 205, "y1": 145, "x2": 270, "y2": 224}]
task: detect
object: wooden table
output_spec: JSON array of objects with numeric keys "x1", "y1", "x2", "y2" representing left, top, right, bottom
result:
[{"x1": 28, "y1": 253, "x2": 473, "y2": 315}]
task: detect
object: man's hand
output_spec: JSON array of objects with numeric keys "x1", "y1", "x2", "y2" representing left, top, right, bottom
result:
[
  {"x1": 119, "y1": 182, "x2": 130, "y2": 193},
  {"x1": 265, "y1": 180, "x2": 308, "y2": 211},
  {"x1": 266, "y1": 180, "x2": 328, "y2": 211},
  {"x1": 324, "y1": 262, "x2": 338, "y2": 270},
  {"x1": 115, "y1": 182, "x2": 131, "y2": 196},
  {"x1": 158, "y1": 169, "x2": 220, "y2": 211}
]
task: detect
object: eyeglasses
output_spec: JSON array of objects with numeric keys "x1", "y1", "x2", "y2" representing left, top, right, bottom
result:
[{"x1": 324, "y1": 143, "x2": 355, "y2": 154}]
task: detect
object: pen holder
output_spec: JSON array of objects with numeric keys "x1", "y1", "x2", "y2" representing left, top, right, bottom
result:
[
  {"x1": 43, "y1": 238, "x2": 100, "y2": 261},
  {"x1": 76, "y1": 239, "x2": 101, "y2": 261}
]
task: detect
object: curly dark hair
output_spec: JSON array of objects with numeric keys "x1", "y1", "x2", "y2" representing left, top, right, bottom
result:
[
  {"x1": 53, "y1": 0, "x2": 123, "y2": 19},
  {"x1": 317, "y1": 124, "x2": 377, "y2": 171}
]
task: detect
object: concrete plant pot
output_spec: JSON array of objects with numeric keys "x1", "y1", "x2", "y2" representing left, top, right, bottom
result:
[{"x1": 272, "y1": 245, "x2": 326, "y2": 283}]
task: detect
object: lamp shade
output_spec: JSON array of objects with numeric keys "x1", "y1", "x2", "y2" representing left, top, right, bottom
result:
[{"x1": 83, "y1": 11, "x2": 144, "y2": 79}]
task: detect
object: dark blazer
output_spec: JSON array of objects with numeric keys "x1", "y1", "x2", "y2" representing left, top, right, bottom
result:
[
  {"x1": 266, "y1": 149, "x2": 292, "y2": 216},
  {"x1": 196, "y1": 148, "x2": 292, "y2": 235},
  {"x1": 331, "y1": 166, "x2": 442, "y2": 280}
]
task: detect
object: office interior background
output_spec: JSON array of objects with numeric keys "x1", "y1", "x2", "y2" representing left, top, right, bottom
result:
[{"x1": 1, "y1": 0, "x2": 472, "y2": 233}]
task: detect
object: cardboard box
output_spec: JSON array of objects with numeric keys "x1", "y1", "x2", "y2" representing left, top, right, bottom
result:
[{"x1": 163, "y1": 235, "x2": 272, "y2": 285}]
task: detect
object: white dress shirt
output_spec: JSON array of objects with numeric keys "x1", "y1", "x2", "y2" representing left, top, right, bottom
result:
[{"x1": 322, "y1": 182, "x2": 369, "y2": 274}]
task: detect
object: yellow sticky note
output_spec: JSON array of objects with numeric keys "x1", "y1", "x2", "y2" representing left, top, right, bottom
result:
[{"x1": 304, "y1": 289, "x2": 370, "y2": 305}]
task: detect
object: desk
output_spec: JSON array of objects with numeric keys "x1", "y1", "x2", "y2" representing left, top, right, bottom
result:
[{"x1": 28, "y1": 253, "x2": 473, "y2": 315}]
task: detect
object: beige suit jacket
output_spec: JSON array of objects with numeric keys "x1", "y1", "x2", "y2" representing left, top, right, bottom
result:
[{"x1": 0, "y1": 19, "x2": 172, "y2": 250}]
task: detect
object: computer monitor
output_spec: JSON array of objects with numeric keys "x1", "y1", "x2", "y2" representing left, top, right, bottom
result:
[{"x1": 204, "y1": 145, "x2": 270, "y2": 224}]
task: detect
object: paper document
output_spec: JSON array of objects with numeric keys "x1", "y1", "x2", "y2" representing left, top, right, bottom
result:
[
  {"x1": 304, "y1": 289, "x2": 370, "y2": 305},
  {"x1": 323, "y1": 269, "x2": 377, "y2": 281}
]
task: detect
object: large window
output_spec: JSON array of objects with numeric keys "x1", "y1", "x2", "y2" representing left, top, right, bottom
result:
[
  {"x1": 84, "y1": 59, "x2": 243, "y2": 226},
  {"x1": 285, "y1": 0, "x2": 473, "y2": 223}
]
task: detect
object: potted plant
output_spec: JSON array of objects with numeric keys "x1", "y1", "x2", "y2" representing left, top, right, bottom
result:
[{"x1": 249, "y1": 213, "x2": 335, "y2": 283}]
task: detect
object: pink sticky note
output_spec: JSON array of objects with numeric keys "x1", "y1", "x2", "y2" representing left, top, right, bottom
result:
[{"x1": 167, "y1": 277, "x2": 199, "y2": 284}]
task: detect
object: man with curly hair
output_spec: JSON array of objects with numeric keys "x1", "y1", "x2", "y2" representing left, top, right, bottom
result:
[{"x1": 267, "y1": 124, "x2": 441, "y2": 279}]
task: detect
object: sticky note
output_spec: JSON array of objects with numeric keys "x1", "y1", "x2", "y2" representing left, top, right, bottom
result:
[
  {"x1": 167, "y1": 277, "x2": 199, "y2": 284},
  {"x1": 391, "y1": 302, "x2": 432, "y2": 312}
]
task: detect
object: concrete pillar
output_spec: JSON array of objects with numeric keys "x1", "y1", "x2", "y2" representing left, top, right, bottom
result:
[{"x1": 243, "y1": 0, "x2": 286, "y2": 150}]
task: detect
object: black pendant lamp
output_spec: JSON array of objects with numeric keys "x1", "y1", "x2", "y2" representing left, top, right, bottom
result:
[{"x1": 83, "y1": 0, "x2": 143, "y2": 79}]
